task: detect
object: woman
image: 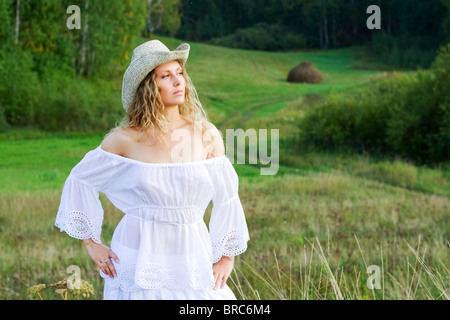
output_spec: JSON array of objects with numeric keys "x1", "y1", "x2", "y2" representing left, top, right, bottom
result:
[{"x1": 55, "y1": 40, "x2": 250, "y2": 300}]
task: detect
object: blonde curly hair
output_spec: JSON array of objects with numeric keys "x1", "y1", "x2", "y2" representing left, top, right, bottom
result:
[{"x1": 110, "y1": 59, "x2": 220, "y2": 158}]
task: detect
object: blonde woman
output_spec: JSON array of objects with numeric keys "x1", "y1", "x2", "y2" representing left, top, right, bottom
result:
[{"x1": 55, "y1": 40, "x2": 250, "y2": 300}]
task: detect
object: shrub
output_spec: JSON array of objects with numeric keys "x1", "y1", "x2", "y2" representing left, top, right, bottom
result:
[
  {"x1": 0, "y1": 53, "x2": 123, "y2": 133},
  {"x1": 0, "y1": 105, "x2": 9, "y2": 132},
  {"x1": 208, "y1": 22, "x2": 306, "y2": 51},
  {"x1": 296, "y1": 44, "x2": 450, "y2": 165},
  {"x1": 0, "y1": 47, "x2": 41, "y2": 127},
  {"x1": 367, "y1": 33, "x2": 442, "y2": 69},
  {"x1": 34, "y1": 71, "x2": 123, "y2": 132}
]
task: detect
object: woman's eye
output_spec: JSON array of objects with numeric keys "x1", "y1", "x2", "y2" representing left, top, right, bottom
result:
[{"x1": 162, "y1": 72, "x2": 182, "y2": 79}]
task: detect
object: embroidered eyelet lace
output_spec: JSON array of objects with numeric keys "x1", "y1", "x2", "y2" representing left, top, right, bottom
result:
[
  {"x1": 101, "y1": 262, "x2": 216, "y2": 292},
  {"x1": 55, "y1": 211, "x2": 103, "y2": 244},
  {"x1": 211, "y1": 229, "x2": 249, "y2": 263}
]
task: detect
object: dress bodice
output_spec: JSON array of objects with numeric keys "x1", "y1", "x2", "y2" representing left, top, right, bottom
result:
[{"x1": 55, "y1": 146, "x2": 250, "y2": 292}]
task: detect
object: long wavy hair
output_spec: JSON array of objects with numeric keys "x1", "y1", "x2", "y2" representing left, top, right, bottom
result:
[{"x1": 110, "y1": 59, "x2": 218, "y2": 158}]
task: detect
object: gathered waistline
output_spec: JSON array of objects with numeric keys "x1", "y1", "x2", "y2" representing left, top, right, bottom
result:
[
  {"x1": 126, "y1": 205, "x2": 202, "y2": 211},
  {"x1": 124, "y1": 205, "x2": 204, "y2": 225}
]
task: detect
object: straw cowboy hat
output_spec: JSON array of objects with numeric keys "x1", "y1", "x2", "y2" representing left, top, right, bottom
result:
[{"x1": 121, "y1": 40, "x2": 190, "y2": 112}]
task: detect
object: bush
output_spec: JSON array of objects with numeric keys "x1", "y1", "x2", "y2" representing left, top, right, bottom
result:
[
  {"x1": 0, "y1": 47, "x2": 41, "y2": 127},
  {"x1": 33, "y1": 71, "x2": 123, "y2": 132},
  {"x1": 0, "y1": 105, "x2": 9, "y2": 133},
  {"x1": 208, "y1": 22, "x2": 306, "y2": 51},
  {"x1": 0, "y1": 47, "x2": 123, "y2": 133},
  {"x1": 367, "y1": 33, "x2": 442, "y2": 69},
  {"x1": 296, "y1": 44, "x2": 450, "y2": 165}
]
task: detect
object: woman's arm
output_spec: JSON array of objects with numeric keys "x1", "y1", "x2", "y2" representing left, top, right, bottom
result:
[
  {"x1": 212, "y1": 255, "x2": 234, "y2": 290},
  {"x1": 82, "y1": 239, "x2": 119, "y2": 278}
]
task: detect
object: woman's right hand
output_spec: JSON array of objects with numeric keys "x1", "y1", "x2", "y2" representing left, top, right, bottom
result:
[{"x1": 82, "y1": 239, "x2": 119, "y2": 278}]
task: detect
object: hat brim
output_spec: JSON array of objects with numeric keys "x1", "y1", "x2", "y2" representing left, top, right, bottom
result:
[{"x1": 122, "y1": 43, "x2": 190, "y2": 112}]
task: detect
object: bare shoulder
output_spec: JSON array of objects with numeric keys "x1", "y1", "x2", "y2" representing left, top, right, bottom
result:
[
  {"x1": 101, "y1": 127, "x2": 137, "y2": 156},
  {"x1": 205, "y1": 121, "x2": 225, "y2": 157}
]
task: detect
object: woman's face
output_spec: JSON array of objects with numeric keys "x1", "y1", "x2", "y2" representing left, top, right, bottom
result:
[{"x1": 154, "y1": 60, "x2": 186, "y2": 108}]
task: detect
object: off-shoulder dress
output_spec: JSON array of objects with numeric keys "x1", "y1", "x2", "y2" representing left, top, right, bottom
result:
[{"x1": 55, "y1": 146, "x2": 250, "y2": 300}]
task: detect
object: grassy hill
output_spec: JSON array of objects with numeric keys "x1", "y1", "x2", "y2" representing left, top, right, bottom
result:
[
  {"x1": 136, "y1": 37, "x2": 399, "y2": 126},
  {"x1": 0, "y1": 36, "x2": 448, "y2": 300}
]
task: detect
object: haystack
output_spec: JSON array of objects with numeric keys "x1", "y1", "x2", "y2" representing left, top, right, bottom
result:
[{"x1": 287, "y1": 61, "x2": 323, "y2": 84}]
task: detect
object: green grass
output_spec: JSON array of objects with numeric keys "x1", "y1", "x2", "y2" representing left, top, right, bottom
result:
[
  {"x1": 150, "y1": 36, "x2": 402, "y2": 129},
  {"x1": 0, "y1": 131, "x2": 106, "y2": 194},
  {"x1": 1, "y1": 37, "x2": 448, "y2": 300}
]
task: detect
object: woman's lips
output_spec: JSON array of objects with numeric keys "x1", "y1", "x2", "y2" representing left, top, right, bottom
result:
[{"x1": 174, "y1": 90, "x2": 183, "y2": 95}]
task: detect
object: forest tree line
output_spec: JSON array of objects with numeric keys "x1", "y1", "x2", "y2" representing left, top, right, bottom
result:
[
  {"x1": 0, "y1": 0, "x2": 449, "y2": 134},
  {"x1": 171, "y1": 0, "x2": 450, "y2": 68},
  {"x1": 1, "y1": 0, "x2": 449, "y2": 78}
]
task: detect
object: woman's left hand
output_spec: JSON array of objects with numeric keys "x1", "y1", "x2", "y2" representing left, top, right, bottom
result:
[{"x1": 212, "y1": 256, "x2": 234, "y2": 290}]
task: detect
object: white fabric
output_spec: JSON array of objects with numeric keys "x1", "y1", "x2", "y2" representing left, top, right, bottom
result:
[
  {"x1": 103, "y1": 280, "x2": 237, "y2": 300},
  {"x1": 55, "y1": 146, "x2": 250, "y2": 300}
]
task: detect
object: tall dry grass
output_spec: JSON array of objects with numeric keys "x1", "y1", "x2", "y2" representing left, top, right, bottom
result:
[
  {"x1": 230, "y1": 234, "x2": 448, "y2": 300},
  {"x1": 0, "y1": 151, "x2": 448, "y2": 300}
]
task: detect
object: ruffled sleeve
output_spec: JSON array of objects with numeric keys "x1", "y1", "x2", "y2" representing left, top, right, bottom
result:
[
  {"x1": 55, "y1": 147, "x2": 115, "y2": 244},
  {"x1": 209, "y1": 157, "x2": 250, "y2": 263}
]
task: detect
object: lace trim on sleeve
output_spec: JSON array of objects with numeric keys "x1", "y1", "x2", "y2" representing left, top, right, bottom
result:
[
  {"x1": 211, "y1": 229, "x2": 249, "y2": 264},
  {"x1": 55, "y1": 211, "x2": 103, "y2": 244}
]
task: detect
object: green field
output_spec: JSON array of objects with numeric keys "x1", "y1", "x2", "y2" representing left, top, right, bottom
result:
[{"x1": 0, "y1": 36, "x2": 448, "y2": 300}]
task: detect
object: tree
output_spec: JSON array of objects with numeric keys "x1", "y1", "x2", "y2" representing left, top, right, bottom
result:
[
  {"x1": 442, "y1": 0, "x2": 450, "y2": 42},
  {"x1": 160, "y1": 0, "x2": 182, "y2": 37},
  {"x1": 143, "y1": 0, "x2": 163, "y2": 37},
  {"x1": 143, "y1": 0, "x2": 181, "y2": 38},
  {"x1": 64, "y1": 0, "x2": 147, "y2": 77},
  {"x1": 0, "y1": 0, "x2": 14, "y2": 47},
  {"x1": 1, "y1": 0, "x2": 148, "y2": 78}
]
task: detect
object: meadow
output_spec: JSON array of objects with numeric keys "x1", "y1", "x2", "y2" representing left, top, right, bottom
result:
[{"x1": 0, "y1": 36, "x2": 448, "y2": 300}]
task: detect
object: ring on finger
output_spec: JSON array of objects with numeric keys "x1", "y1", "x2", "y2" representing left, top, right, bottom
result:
[{"x1": 104, "y1": 258, "x2": 110, "y2": 263}]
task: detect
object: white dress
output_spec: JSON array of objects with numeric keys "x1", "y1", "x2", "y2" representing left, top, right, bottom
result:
[{"x1": 55, "y1": 146, "x2": 250, "y2": 300}]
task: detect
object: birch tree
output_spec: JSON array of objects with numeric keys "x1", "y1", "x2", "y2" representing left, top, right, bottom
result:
[
  {"x1": 14, "y1": 0, "x2": 20, "y2": 45},
  {"x1": 143, "y1": 0, "x2": 181, "y2": 37}
]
